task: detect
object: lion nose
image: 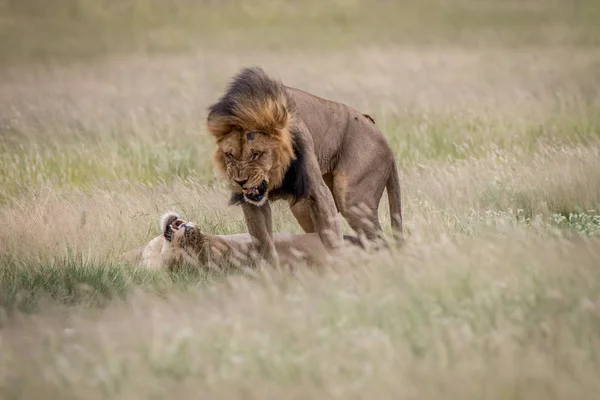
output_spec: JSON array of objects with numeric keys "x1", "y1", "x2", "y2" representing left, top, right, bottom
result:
[{"x1": 234, "y1": 178, "x2": 248, "y2": 187}]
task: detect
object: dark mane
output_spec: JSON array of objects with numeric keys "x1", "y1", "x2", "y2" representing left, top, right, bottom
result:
[
  {"x1": 229, "y1": 192, "x2": 244, "y2": 206},
  {"x1": 208, "y1": 67, "x2": 287, "y2": 120},
  {"x1": 269, "y1": 131, "x2": 310, "y2": 204}
]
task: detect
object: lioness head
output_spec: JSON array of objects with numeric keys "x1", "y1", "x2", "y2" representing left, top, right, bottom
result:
[
  {"x1": 161, "y1": 212, "x2": 203, "y2": 249},
  {"x1": 159, "y1": 212, "x2": 208, "y2": 269},
  {"x1": 160, "y1": 212, "x2": 186, "y2": 242},
  {"x1": 207, "y1": 67, "x2": 295, "y2": 206}
]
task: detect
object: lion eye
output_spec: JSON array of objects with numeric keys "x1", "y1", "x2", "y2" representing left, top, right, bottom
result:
[
  {"x1": 251, "y1": 152, "x2": 263, "y2": 161},
  {"x1": 225, "y1": 152, "x2": 234, "y2": 159}
]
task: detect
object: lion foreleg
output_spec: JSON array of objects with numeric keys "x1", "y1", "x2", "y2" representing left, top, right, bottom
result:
[
  {"x1": 307, "y1": 173, "x2": 344, "y2": 253},
  {"x1": 241, "y1": 201, "x2": 279, "y2": 268},
  {"x1": 295, "y1": 128, "x2": 344, "y2": 253}
]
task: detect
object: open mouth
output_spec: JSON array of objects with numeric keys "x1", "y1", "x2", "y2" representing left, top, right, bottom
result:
[
  {"x1": 164, "y1": 217, "x2": 187, "y2": 241},
  {"x1": 242, "y1": 180, "x2": 267, "y2": 203},
  {"x1": 171, "y1": 219, "x2": 186, "y2": 230}
]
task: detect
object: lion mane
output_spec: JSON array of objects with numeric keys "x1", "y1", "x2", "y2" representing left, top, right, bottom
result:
[{"x1": 207, "y1": 68, "x2": 303, "y2": 201}]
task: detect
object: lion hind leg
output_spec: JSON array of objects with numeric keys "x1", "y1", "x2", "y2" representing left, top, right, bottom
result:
[
  {"x1": 344, "y1": 204, "x2": 383, "y2": 240},
  {"x1": 333, "y1": 171, "x2": 386, "y2": 245},
  {"x1": 290, "y1": 201, "x2": 316, "y2": 233}
]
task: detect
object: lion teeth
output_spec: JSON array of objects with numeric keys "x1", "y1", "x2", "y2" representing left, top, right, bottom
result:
[{"x1": 242, "y1": 187, "x2": 260, "y2": 195}]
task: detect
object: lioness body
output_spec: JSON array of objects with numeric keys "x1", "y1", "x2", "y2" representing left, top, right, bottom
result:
[
  {"x1": 124, "y1": 213, "x2": 361, "y2": 270},
  {"x1": 207, "y1": 68, "x2": 402, "y2": 267}
]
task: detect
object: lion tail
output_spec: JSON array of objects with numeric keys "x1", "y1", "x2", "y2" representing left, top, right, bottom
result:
[{"x1": 386, "y1": 165, "x2": 404, "y2": 244}]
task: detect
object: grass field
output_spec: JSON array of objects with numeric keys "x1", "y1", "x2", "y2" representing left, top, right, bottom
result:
[{"x1": 1, "y1": 0, "x2": 600, "y2": 398}]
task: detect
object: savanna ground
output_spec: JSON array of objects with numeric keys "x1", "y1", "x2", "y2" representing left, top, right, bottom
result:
[{"x1": 1, "y1": 0, "x2": 600, "y2": 398}]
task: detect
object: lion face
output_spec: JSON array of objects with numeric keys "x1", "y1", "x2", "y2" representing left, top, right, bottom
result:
[
  {"x1": 215, "y1": 130, "x2": 284, "y2": 206},
  {"x1": 167, "y1": 219, "x2": 208, "y2": 269},
  {"x1": 207, "y1": 68, "x2": 296, "y2": 207},
  {"x1": 155, "y1": 212, "x2": 220, "y2": 269},
  {"x1": 161, "y1": 212, "x2": 203, "y2": 251},
  {"x1": 170, "y1": 221, "x2": 204, "y2": 249}
]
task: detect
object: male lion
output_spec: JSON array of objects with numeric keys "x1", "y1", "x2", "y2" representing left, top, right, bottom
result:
[
  {"x1": 206, "y1": 67, "x2": 402, "y2": 267},
  {"x1": 123, "y1": 212, "x2": 363, "y2": 270}
]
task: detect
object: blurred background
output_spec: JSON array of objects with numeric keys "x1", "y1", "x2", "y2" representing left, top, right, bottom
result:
[{"x1": 1, "y1": 0, "x2": 599, "y2": 64}]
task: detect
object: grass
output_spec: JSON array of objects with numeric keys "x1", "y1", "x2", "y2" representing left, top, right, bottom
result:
[
  {"x1": 3, "y1": 234, "x2": 600, "y2": 399},
  {"x1": 1, "y1": 0, "x2": 600, "y2": 398},
  {"x1": 3, "y1": 110, "x2": 600, "y2": 200}
]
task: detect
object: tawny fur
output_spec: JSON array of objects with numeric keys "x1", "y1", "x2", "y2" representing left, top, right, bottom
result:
[
  {"x1": 206, "y1": 67, "x2": 403, "y2": 267},
  {"x1": 121, "y1": 213, "x2": 363, "y2": 270}
]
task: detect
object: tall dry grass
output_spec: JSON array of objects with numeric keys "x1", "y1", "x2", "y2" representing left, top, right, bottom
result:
[{"x1": 2, "y1": 230, "x2": 600, "y2": 399}]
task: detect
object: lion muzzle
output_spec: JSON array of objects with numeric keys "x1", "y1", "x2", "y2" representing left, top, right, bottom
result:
[{"x1": 242, "y1": 180, "x2": 268, "y2": 203}]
